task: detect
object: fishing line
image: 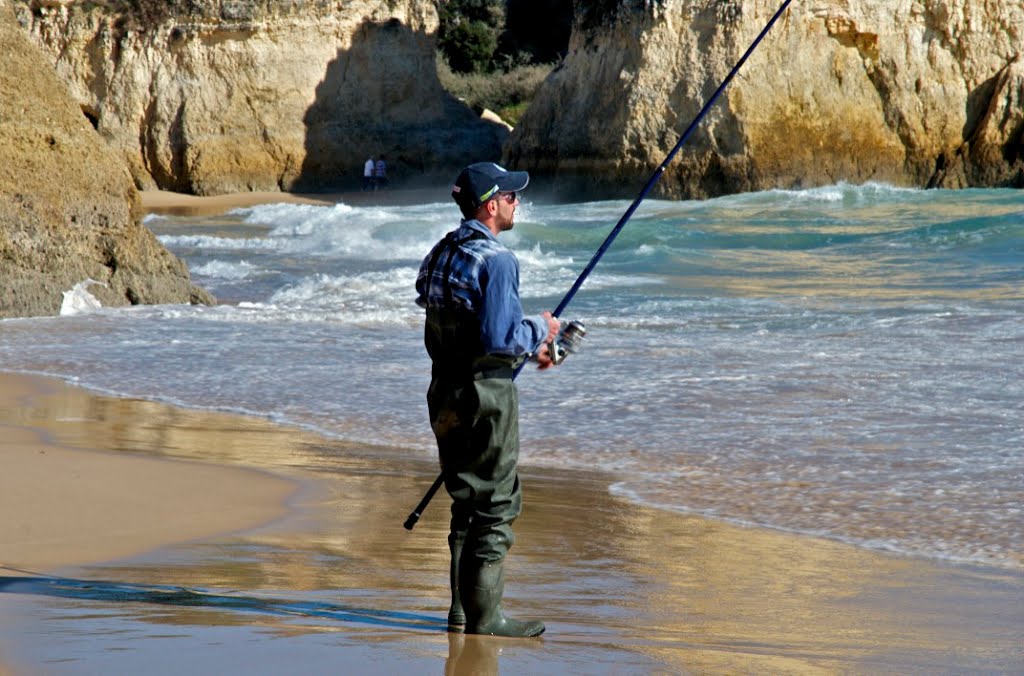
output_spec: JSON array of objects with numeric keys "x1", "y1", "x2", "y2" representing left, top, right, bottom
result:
[{"x1": 405, "y1": 0, "x2": 794, "y2": 530}]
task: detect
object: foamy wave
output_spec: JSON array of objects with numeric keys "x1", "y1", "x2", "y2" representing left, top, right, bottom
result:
[
  {"x1": 235, "y1": 202, "x2": 358, "y2": 233},
  {"x1": 764, "y1": 181, "x2": 921, "y2": 204},
  {"x1": 192, "y1": 259, "x2": 260, "y2": 280},
  {"x1": 60, "y1": 279, "x2": 106, "y2": 316},
  {"x1": 156, "y1": 201, "x2": 610, "y2": 272},
  {"x1": 158, "y1": 234, "x2": 275, "y2": 250},
  {"x1": 226, "y1": 202, "x2": 457, "y2": 261},
  {"x1": 260, "y1": 268, "x2": 420, "y2": 325},
  {"x1": 119, "y1": 295, "x2": 419, "y2": 327},
  {"x1": 271, "y1": 268, "x2": 414, "y2": 305},
  {"x1": 514, "y1": 243, "x2": 574, "y2": 269}
]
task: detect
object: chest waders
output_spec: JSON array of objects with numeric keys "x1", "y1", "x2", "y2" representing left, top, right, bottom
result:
[{"x1": 423, "y1": 230, "x2": 545, "y2": 637}]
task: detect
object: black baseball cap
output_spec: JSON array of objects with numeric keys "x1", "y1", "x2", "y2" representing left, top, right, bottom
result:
[{"x1": 451, "y1": 162, "x2": 529, "y2": 210}]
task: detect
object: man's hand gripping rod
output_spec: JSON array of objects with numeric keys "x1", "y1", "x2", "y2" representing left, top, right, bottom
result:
[{"x1": 404, "y1": 0, "x2": 793, "y2": 530}]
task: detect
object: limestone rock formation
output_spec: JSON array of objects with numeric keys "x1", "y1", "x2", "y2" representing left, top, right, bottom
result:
[
  {"x1": 507, "y1": 0, "x2": 1024, "y2": 200},
  {"x1": 15, "y1": 0, "x2": 508, "y2": 195},
  {"x1": 1, "y1": 3, "x2": 214, "y2": 319}
]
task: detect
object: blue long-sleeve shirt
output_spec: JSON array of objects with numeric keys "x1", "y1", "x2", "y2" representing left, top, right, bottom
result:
[{"x1": 416, "y1": 219, "x2": 547, "y2": 357}]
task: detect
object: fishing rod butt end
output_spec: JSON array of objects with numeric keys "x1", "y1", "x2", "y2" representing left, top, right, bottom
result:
[{"x1": 403, "y1": 512, "x2": 421, "y2": 530}]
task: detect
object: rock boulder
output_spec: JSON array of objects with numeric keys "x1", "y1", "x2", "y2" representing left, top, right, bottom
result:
[
  {"x1": 15, "y1": 0, "x2": 508, "y2": 195},
  {"x1": 1, "y1": 3, "x2": 213, "y2": 319},
  {"x1": 507, "y1": 0, "x2": 1024, "y2": 200}
]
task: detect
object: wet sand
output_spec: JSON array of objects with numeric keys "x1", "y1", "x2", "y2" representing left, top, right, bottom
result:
[
  {"x1": 1, "y1": 372, "x2": 1022, "y2": 674},
  {"x1": 0, "y1": 375, "x2": 296, "y2": 573}
]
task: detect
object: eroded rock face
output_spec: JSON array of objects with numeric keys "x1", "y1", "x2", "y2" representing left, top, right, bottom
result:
[
  {"x1": 15, "y1": 0, "x2": 507, "y2": 195},
  {"x1": 507, "y1": 0, "x2": 1024, "y2": 200},
  {"x1": 1, "y1": 4, "x2": 213, "y2": 319}
]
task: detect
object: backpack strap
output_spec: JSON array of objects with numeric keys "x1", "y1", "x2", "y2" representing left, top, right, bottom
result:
[{"x1": 424, "y1": 228, "x2": 491, "y2": 308}]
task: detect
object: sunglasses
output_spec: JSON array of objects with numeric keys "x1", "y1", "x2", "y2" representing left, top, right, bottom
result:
[{"x1": 497, "y1": 191, "x2": 518, "y2": 203}]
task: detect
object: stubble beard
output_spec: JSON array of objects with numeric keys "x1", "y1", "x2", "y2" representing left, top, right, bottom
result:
[{"x1": 501, "y1": 204, "x2": 516, "y2": 231}]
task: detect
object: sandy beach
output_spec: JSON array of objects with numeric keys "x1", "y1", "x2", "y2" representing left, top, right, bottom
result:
[
  {"x1": 2, "y1": 190, "x2": 1022, "y2": 673},
  {"x1": 0, "y1": 374, "x2": 296, "y2": 574},
  {"x1": 139, "y1": 190, "x2": 335, "y2": 216},
  {"x1": 1, "y1": 370, "x2": 1022, "y2": 674}
]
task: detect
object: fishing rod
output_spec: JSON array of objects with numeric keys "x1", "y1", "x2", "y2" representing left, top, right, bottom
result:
[{"x1": 404, "y1": 0, "x2": 793, "y2": 530}]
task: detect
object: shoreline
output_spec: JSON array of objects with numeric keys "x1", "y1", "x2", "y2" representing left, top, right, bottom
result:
[
  {"x1": 1, "y1": 371, "x2": 1022, "y2": 673},
  {"x1": 139, "y1": 189, "x2": 334, "y2": 216},
  {"x1": 140, "y1": 187, "x2": 452, "y2": 216}
]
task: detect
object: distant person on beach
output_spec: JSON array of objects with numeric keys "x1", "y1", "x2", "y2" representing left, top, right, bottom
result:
[
  {"x1": 363, "y1": 157, "x2": 375, "y2": 191},
  {"x1": 415, "y1": 162, "x2": 560, "y2": 638},
  {"x1": 374, "y1": 156, "x2": 388, "y2": 190}
]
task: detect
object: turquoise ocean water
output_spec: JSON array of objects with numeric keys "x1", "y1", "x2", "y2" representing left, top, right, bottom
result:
[{"x1": 2, "y1": 183, "x2": 1021, "y2": 569}]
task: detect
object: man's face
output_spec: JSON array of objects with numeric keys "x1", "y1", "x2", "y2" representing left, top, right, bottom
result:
[{"x1": 494, "y1": 191, "x2": 519, "y2": 231}]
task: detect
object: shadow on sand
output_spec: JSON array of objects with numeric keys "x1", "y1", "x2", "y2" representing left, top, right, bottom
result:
[{"x1": 0, "y1": 574, "x2": 447, "y2": 633}]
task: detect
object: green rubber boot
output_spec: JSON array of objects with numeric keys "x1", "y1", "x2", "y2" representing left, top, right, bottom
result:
[
  {"x1": 448, "y1": 531, "x2": 466, "y2": 632},
  {"x1": 461, "y1": 560, "x2": 545, "y2": 638}
]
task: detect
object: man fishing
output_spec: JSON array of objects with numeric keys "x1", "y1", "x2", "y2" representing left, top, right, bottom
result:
[
  {"x1": 415, "y1": 162, "x2": 560, "y2": 637},
  {"x1": 407, "y1": 0, "x2": 791, "y2": 641}
]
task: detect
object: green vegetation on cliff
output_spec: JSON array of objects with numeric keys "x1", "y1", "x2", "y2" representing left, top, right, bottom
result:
[
  {"x1": 437, "y1": 0, "x2": 572, "y2": 126},
  {"x1": 437, "y1": 57, "x2": 551, "y2": 127},
  {"x1": 74, "y1": 0, "x2": 202, "y2": 31}
]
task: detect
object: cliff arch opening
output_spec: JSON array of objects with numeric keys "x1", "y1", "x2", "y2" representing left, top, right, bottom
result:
[{"x1": 296, "y1": 18, "x2": 509, "y2": 192}]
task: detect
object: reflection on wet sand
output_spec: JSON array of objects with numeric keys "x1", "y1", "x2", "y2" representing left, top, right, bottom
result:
[{"x1": 4, "y1": 378, "x2": 1022, "y2": 673}]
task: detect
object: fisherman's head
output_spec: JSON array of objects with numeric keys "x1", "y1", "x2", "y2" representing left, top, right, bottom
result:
[{"x1": 452, "y1": 162, "x2": 529, "y2": 225}]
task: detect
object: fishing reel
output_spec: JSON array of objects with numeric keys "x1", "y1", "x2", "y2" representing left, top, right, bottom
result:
[{"x1": 547, "y1": 319, "x2": 586, "y2": 365}]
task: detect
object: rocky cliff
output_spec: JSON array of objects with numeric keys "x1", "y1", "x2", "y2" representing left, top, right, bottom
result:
[
  {"x1": 507, "y1": 0, "x2": 1024, "y2": 199},
  {"x1": 1, "y1": 3, "x2": 213, "y2": 319},
  {"x1": 14, "y1": 0, "x2": 508, "y2": 195}
]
